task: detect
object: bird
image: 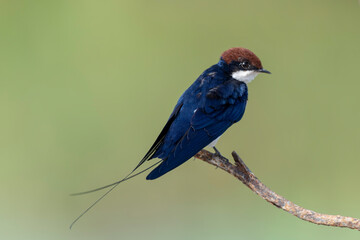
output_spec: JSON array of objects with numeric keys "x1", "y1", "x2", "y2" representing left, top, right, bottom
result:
[
  {"x1": 70, "y1": 47, "x2": 270, "y2": 228},
  {"x1": 137, "y1": 47, "x2": 271, "y2": 180}
]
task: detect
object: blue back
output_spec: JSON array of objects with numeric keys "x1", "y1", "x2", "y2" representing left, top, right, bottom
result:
[{"x1": 144, "y1": 60, "x2": 248, "y2": 180}]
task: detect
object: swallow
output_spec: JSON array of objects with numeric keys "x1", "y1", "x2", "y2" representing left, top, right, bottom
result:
[
  {"x1": 70, "y1": 47, "x2": 270, "y2": 228},
  {"x1": 138, "y1": 47, "x2": 271, "y2": 180}
]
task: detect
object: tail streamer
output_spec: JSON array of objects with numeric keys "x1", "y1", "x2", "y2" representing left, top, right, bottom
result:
[{"x1": 70, "y1": 160, "x2": 162, "y2": 229}]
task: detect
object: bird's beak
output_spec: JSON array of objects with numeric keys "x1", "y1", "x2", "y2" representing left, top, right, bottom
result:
[{"x1": 257, "y1": 69, "x2": 271, "y2": 74}]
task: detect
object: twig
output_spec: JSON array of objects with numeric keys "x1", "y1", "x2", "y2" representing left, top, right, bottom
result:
[{"x1": 194, "y1": 149, "x2": 360, "y2": 231}]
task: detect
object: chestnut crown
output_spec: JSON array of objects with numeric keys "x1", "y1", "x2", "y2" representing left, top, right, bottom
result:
[{"x1": 221, "y1": 47, "x2": 263, "y2": 70}]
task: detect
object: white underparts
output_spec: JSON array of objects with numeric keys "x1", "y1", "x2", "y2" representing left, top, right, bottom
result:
[
  {"x1": 208, "y1": 136, "x2": 220, "y2": 148},
  {"x1": 232, "y1": 70, "x2": 259, "y2": 84}
]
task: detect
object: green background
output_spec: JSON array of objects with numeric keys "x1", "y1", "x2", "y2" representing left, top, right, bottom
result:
[{"x1": 1, "y1": 0, "x2": 360, "y2": 239}]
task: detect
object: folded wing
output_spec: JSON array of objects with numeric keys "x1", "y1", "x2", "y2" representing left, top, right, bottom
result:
[{"x1": 146, "y1": 80, "x2": 248, "y2": 180}]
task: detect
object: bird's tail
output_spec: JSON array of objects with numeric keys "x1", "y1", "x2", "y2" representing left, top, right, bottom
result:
[
  {"x1": 146, "y1": 157, "x2": 189, "y2": 180},
  {"x1": 70, "y1": 160, "x2": 162, "y2": 229}
]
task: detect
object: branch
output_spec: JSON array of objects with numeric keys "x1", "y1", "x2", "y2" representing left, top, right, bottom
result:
[{"x1": 194, "y1": 149, "x2": 360, "y2": 231}]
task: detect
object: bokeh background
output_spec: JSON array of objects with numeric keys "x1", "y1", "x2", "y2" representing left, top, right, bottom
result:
[{"x1": 1, "y1": 0, "x2": 360, "y2": 239}]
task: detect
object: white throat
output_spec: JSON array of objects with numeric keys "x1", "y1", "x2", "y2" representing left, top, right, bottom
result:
[{"x1": 232, "y1": 70, "x2": 258, "y2": 84}]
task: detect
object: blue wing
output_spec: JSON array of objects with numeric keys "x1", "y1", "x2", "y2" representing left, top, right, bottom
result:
[
  {"x1": 146, "y1": 78, "x2": 248, "y2": 180},
  {"x1": 132, "y1": 101, "x2": 184, "y2": 173}
]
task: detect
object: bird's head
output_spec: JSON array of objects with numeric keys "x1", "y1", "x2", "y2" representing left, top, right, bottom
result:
[{"x1": 220, "y1": 47, "x2": 270, "y2": 84}]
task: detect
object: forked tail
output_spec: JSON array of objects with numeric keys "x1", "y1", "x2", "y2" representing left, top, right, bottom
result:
[{"x1": 69, "y1": 160, "x2": 162, "y2": 229}]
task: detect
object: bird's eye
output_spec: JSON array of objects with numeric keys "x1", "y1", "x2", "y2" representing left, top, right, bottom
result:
[{"x1": 240, "y1": 60, "x2": 251, "y2": 70}]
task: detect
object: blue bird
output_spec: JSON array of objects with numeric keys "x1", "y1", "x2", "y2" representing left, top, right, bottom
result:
[
  {"x1": 70, "y1": 47, "x2": 270, "y2": 228},
  {"x1": 137, "y1": 47, "x2": 270, "y2": 180}
]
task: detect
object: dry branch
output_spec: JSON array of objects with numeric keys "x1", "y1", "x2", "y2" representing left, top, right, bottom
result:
[{"x1": 194, "y1": 149, "x2": 360, "y2": 231}]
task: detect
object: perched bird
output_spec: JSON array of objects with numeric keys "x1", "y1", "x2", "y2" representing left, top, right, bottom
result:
[
  {"x1": 70, "y1": 47, "x2": 270, "y2": 228},
  {"x1": 137, "y1": 47, "x2": 271, "y2": 180}
]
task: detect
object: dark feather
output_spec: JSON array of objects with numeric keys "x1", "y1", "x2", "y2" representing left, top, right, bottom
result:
[
  {"x1": 146, "y1": 72, "x2": 248, "y2": 180},
  {"x1": 132, "y1": 102, "x2": 184, "y2": 172}
]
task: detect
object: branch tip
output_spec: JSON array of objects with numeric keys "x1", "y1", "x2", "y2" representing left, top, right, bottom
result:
[{"x1": 195, "y1": 149, "x2": 360, "y2": 231}]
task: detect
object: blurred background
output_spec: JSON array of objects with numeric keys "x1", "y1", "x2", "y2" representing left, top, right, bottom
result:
[{"x1": 1, "y1": 0, "x2": 360, "y2": 239}]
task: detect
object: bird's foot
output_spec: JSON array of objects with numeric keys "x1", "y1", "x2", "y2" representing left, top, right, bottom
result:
[{"x1": 213, "y1": 147, "x2": 229, "y2": 163}]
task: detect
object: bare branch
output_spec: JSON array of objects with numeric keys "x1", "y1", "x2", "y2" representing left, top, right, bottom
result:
[{"x1": 195, "y1": 149, "x2": 360, "y2": 231}]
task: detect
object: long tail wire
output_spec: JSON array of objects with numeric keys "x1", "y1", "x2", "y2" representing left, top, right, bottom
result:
[{"x1": 69, "y1": 160, "x2": 162, "y2": 229}]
